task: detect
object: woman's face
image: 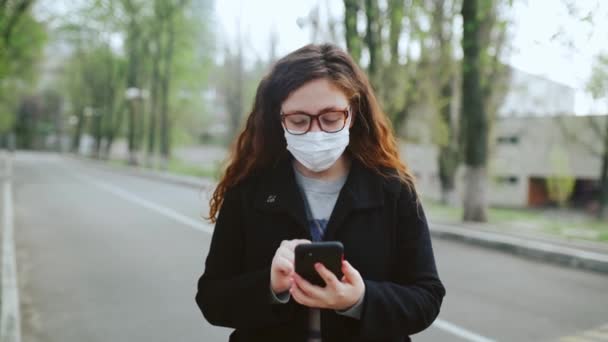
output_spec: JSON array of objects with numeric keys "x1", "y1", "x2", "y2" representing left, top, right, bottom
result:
[{"x1": 281, "y1": 78, "x2": 352, "y2": 133}]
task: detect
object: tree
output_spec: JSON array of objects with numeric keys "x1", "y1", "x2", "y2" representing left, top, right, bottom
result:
[
  {"x1": 429, "y1": 0, "x2": 460, "y2": 205},
  {"x1": 121, "y1": 0, "x2": 148, "y2": 165},
  {"x1": 547, "y1": 145, "x2": 576, "y2": 207},
  {"x1": 364, "y1": 0, "x2": 381, "y2": 84},
  {"x1": 342, "y1": 0, "x2": 431, "y2": 134},
  {"x1": 460, "y1": 0, "x2": 488, "y2": 222},
  {"x1": 221, "y1": 43, "x2": 244, "y2": 142},
  {"x1": 0, "y1": 0, "x2": 34, "y2": 66},
  {"x1": 343, "y1": 0, "x2": 362, "y2": 64},
  {"x1": 155, "y1": 0, "x2": 190, "y2": 169},
  {"x1": 586, "y1": 53, "x2": 608, "y2": 218},
  {"x1": 57, "y1": 13, "x2": 125, "y2": 158},
  {"x1": 0, "y1": 1, "x2": 46, "y2": 143}
]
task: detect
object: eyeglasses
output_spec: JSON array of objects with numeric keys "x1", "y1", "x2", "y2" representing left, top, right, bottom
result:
[{"x1": 280, "y1": 107, "x2": 350, "y2": 135}]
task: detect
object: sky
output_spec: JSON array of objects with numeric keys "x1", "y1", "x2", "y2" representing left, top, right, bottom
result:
[{"x1": 215, "y1": 0, "x2": 608, "y2": 115}]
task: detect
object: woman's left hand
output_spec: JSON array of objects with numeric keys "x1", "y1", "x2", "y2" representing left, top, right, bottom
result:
[{"x1": 290, "y1": 260, "x2": 365, "y2": 311}]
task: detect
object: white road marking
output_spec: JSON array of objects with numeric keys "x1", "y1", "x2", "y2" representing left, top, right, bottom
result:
[
  {"x1": 73, "y1": 173, "x2": 213, "y2": 234},
  {"x1": 1, "y1": 154, "x2": 21, "y2": 342},
  {"x1": 433, "y1": 318, "x2": 496, "y2": 342},
  {"x1": 70, "y1": 164, "x2": 495, "y2": 342}
]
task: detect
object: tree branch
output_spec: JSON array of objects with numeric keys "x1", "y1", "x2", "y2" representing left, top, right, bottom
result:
[
  {"x1": 588, "y1": 115, "x2": 606, "y2": 140},
  {"x1": 556, "y1": 115, "x2": 603, "y2": 157},
  {"x1": 2, "y1": 0, "x2": 33, "y2": 45}
]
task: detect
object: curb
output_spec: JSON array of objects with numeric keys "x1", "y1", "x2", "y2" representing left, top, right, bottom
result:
[
  {"x1": 66, "y1": 154, "x2": 216, "y2": 191},
  {"x1": 67, "y1": 153, "x2": 608, "y2": 276},
  {"x1": 429, "y1": 222, "x2": 608, "y2": 275}
]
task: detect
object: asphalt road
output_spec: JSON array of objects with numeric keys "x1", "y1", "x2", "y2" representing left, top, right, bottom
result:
[{"x1": 6, "y1": 151, "x2": 608, "y2": 342}]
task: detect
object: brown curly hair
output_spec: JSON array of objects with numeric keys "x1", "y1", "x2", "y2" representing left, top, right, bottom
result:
[{"x1": 207, "y1": 43, "x2": 416, "y2": 222}]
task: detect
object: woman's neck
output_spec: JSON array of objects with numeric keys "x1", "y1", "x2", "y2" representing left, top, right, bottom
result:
[{"x1": 293, "y1": 154, "x2": 351, "y2": 181}]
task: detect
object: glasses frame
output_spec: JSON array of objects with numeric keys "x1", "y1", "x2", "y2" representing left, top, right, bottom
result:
[{"x1": 280, "y1": 107, "x2": 350, "y2": 135}]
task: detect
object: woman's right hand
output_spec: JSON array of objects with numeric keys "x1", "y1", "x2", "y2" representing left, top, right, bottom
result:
[{"x1": 270, "y1": 239, "x2": 311, "y2": 294}]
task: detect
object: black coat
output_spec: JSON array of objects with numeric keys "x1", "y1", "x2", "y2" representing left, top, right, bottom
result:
[{"x1": 195, "y1": 157, "x2": 446, "y2": 342}]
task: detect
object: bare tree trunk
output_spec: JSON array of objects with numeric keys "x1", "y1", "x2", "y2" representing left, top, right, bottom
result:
[
  {"x1": 93, "y1": 111, "x2": 102, "y2": 159},
  {"x1": 103, "y1": 101, "x2": 124, "y2": 160},
  {"x1": 146, "y1": 40, "x2": 160, "y2": 168},
  {"x1": 431, "y1": 0, "x2": 460, "y2": 206},
  {"x1": 461, "y1": 0, "x2": 488, "y2": 222},
  {"x1": 438, "y1": 82, "x2": 459, "y2": 206},
  {"x1": 463, "y1": 165, "x2": 488, "y2": 221},
  {"x1": 159, "y1": 14, "x2": 176, "y2": 170},
  {"x1": 127, "y1": 99, "x2": 138, "y2": 165},
  {"x1": 364, "y1": 0, "x2": 380, "y2": 84},
  {"x1": 125, "y1": 18, "x2": 141, "y2": 166},
  {"x1": 598, "y1": 115, "x2": 608, "y2": 219},
  {"x1": 71, "y1": 108, "x2": 84, "y2": 153},
  {"x1": 343, "y1": 0, "x2": 362, "y2": 64},
  {"x1": 225, "y1": 20, "x2": 244, "y2": 142}
]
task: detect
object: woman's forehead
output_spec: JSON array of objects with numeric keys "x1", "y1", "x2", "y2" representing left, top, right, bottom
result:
[{"x1": 281, "y1": 78, "x2": 349, "y2": 113}]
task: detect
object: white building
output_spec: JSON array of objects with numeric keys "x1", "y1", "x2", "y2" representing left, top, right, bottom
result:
[{"x1": 400, "y1": 68, "x2": 603, "y2": 211}]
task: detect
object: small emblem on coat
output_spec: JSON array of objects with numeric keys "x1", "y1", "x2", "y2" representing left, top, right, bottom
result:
[{"x1": 266, "y1": 195, "x2": 277, "y2": 203}]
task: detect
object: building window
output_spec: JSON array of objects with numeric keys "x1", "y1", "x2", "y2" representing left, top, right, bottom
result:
[
  {"x1": 497, "y1": 136, "x2": 519, "y2": 144},
  {"x1": 496, "y1": 176, "x2": 519, "y2": 185}
]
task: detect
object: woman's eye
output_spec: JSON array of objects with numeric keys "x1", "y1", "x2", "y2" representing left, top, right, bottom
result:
[{"x1": 322, "y1": 118, "x2": 340, "y2": 124}]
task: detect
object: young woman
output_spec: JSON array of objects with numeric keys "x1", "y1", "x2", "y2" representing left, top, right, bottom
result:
[{"x1": 195, "y1": 43, "x2": 445, "y2": 342}]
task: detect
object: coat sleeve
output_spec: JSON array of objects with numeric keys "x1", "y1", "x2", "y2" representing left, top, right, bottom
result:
[
  {"x1": 357, "y1": 185, "x2": 446, "y2": 339},
  {"x1": 195, "y1": 185, "x2": 293, "y2": 329}
]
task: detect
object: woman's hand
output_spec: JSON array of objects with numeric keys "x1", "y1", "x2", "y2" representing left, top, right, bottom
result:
[
  {"x1": 270, "y1": 239, "x2": 311, "y2": 294},
  {"x1": 290, "y1": 260, "x2": 365, "y2": 311}
]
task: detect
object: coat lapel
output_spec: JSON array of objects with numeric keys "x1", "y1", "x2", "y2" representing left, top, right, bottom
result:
[
  {"x1": 323, "y1": 158, "x2": 385, "y2": 241},
  {"x1": 253, "y1": 156, "x2": 386, "y2": 241},
  {"x1": 254, "y1": 157, "x2": 312, "y2": 240}
]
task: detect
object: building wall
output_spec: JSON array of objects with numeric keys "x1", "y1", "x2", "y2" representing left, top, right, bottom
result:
[
  {"x1": 499, "y1": 68, "x2": 575, "y2": 117},
  {"x1": 400, "y1": 115, "x2": 606, "y2": 207}
]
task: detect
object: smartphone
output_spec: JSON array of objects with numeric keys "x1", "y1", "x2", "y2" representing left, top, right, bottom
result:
[{"x1": 295, "y1": 241, "x2": 344, "y2": 287}]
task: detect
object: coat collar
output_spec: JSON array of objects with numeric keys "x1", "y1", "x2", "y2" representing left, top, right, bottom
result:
[{"x1": 253, "y1": 155, "x2": 385, "y2": 240}]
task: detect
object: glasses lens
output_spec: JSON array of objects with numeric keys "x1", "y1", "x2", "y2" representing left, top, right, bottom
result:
[
  {"x1": 284, "y1": 114, "x2": 311, "y2": 134},
  {"x1": 319, "y1": 111, "x2": 347, "y2": 133}
]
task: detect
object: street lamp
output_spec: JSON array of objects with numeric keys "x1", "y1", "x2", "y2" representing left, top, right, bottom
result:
[{"x1": 125, "y1": 87, "x2": 140, "y2": 100}]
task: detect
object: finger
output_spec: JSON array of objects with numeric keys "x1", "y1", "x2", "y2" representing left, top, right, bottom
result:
[
  {"x1": 288, "y1": 239, "x2": 311, "y2": 251},
  {"x1": 341, "y1": 260, "x2": 361, "y2": 284},
  {"x1": 293, "y1": 272, "x2": 324, "y2": 299},
  {"x1": 277, "y1": 247, "x2": 295, "y2": 262},
  {"x1": 275, "y1": 256, "x2": 294, "y2": 274},
  {"x1": 280, "y1": 240, "x2": 294, "y2": 252},
  {"x1": 290, "y1": 280, "x2": 318, "y2": 308},
  {"x1": 315, "y1": 263, "x2": 340, "y2": 288}
]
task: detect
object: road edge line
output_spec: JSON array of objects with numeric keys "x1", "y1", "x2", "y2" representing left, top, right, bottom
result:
[{"x1": 1, "y1": 153, "x2": 21, "y2": 342}]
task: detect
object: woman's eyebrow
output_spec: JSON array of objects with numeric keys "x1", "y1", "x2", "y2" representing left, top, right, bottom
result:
[{"x1": 283, "y1": 106, "x2": 346, "y2": 115}]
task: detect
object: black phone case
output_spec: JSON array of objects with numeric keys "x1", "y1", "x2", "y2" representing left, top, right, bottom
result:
[{"x1": 295, "y1": 241, "x2": 344, "y2": 287}]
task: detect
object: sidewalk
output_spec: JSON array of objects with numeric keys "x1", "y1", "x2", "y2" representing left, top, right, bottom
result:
[
  {"x1": 69, "y1": 153, "x2": 608, "y2": 276},
  {"x1": 429, "y1": 220, "x2": 608, "y2": 275}
]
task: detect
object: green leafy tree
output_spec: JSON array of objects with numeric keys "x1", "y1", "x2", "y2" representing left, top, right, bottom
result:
[
  {"x1": 547, "y1": 145, "x2": 576, "y2": 207},
  {"x1": 0, "y1": 2, "x2": 46, "y2": 143}
]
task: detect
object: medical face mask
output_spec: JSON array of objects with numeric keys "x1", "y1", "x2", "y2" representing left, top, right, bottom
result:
[{"x1": 284, "y1": 117, "x2": 351, "y2": 172}]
